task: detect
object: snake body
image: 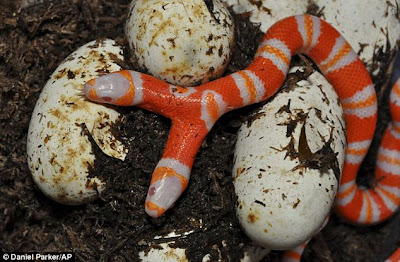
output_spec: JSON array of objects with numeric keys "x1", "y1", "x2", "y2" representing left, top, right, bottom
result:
[
  {"x1": 336, "y1": 78, "x2": 400, "y2": 224},
  {"x1": 84, "y1": 14, "x2": 399, "y2": 256}
]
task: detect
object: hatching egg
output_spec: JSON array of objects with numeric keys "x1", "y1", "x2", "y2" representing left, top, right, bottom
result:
[
  {"x1": 27, "y1": 39, "x2": 127, "y2": 205},
  {"x1": 233, "y1": 67, "x2": 346, "y2": 250},
  {"x1": 125, "y1": 0, "x2": 235, "y2": 86}
]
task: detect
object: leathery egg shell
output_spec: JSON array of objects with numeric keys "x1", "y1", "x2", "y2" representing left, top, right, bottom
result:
[
  {"x1": 233, "y1": 67, "x2": 346, "y2": 250},
  {"x1": 27, "y1": 39, "x2": 128, "y2": 205},
  {"x1": 221, "y1": 0, "x2": 308, "y2": 33},
  {"x1": 125, "y1": 0, "x2": 235, "y2": 86}
]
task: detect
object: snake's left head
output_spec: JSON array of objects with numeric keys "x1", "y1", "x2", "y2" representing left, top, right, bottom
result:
[{"x1": 83, "y1": 71, "x2": 134, "y2": 105}]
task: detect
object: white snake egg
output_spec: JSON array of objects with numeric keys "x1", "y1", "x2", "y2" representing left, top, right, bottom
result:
[
  {"x1": 233, "y1": 67, "x2": 346, "y2": 250},
  {"x1": 27, "y1": 39, "x2": 128, "y2": 205},
  {"x1": 125, "y1": 0, "x2": 235, "y2": 86}
]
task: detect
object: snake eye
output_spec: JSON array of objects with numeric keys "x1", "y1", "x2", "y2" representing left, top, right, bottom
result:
[
  {"x1": 102, "y1": 96, "x2": 113, "y2": 102},
  {"x1": 148, "y1": 187, "x2": 156, "y2": 196}
]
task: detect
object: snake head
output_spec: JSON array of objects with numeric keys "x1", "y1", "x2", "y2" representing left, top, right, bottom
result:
[{"x1": 83, "y1": 71, "x2": 135, "y2": 106}]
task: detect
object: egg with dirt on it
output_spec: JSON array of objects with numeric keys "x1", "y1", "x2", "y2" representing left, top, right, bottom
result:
[
  {"x1": 27, "y1": 39, "x2": 128, "y2": 205},
  {"x1": 125, "y1": 0, "x2": 235, "y2": 86},
  {"x1": 233, "y1": 67, "x2": 346, "y2": 250}
]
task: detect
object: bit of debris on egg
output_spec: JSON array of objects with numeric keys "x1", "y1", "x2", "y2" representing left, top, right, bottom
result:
[
  {"x1": 221, "y1": 0, "x2": 308, "y2": 33},
  {"x1": 233, "y1": 66, "x2": 346, "y2": 250},
  {"x1": 27, "y1": 39, "x2": 127, "y2": 205},
  {"x1": 125, "y1": 0, "x2": 235, "y2": 86}
]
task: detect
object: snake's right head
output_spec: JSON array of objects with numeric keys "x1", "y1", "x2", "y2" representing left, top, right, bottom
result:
[{"x1": 83, "y1": 71, "x2": 134, "y2": 106}]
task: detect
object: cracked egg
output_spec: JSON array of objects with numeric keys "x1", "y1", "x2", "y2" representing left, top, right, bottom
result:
[
  {"x1": 27, "y1": 39, "x2": 127, "y2": 205},
  {"x1": 233, "y1": 67, "x2": 346, "y2": 250}
]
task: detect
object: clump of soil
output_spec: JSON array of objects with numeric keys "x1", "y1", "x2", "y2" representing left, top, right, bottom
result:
[{"x1": 0, "y1": 1, "x2": 399, "y2": 262}]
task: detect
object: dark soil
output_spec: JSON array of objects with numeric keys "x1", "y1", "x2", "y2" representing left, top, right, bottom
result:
[{"x1": 0, "y1": 1, "x2": 399, "y2": 261}]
